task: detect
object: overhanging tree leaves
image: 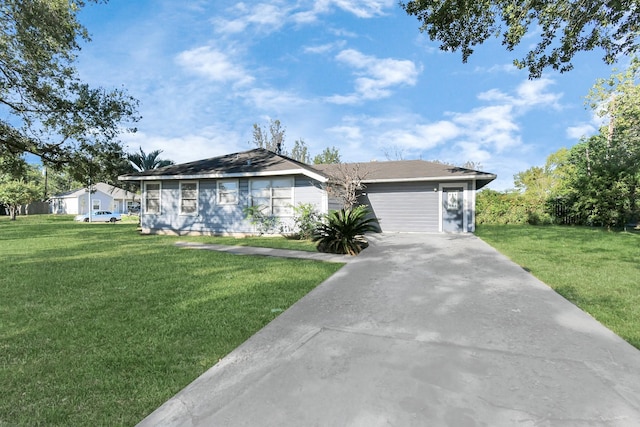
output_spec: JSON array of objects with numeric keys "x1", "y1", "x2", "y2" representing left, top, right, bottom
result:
[
  {"x1": 401, "y1": 0, "x2": 640, "y2": 78},
  {"x1": 0, "y1": 0, "x2": 139, "y2": 167}
]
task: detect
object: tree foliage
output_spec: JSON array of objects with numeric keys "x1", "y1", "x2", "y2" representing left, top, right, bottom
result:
[
  {"x1": 289, "y1": 139, "x2": 310, "y2": 164},
  {"x1": 482, "y1": 60, "x2": 640, "y2": 227},
  {"x1": 401, "y1": 0, "x2": 640, "y2": 78},
  {"x1": 565, "y1": 60, "x2": 640, "y2": 226},
  {"x1": 127, "y1": 147, "x2": 174, "y2": 172},
  {"x1": 0, "y1": 0, "x2": 139, "y2": 168},
  {"x1": 252, "y1": 119, "x2": 285, "y2": 154},
  {"x1": 251, "y1": 119, "x2": 342, "y2": 165},
  {"x1": 0, "y1": 180, "x2": 40, "y2": 220},
  {"x1": 313, "y1": 146, "x2": 341, "y2": 164}
]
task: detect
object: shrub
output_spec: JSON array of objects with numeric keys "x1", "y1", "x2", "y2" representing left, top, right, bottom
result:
[
  {"x1": 291, "y1": 203, "x2": 322, "y2": 240},
  {"x1": 243, "y1": 205, "x2": 279, "y2": 235},
  {"x1": 312, "y1": 206, "x2": 378, "y2": 255}
]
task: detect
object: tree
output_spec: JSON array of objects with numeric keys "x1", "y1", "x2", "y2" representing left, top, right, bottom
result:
[
  {"x1": 0, "y1": 0, "x2": 139, "y2": 169},
  {"x1": 313, "y1": 146, "x2": 341, "y2": 164},
  {"x1": 325, "y1": 163, "x2": 369, "y2": 209},
  {"x1": 290, "y1": 139, "x2": 311, "y2": 164},
  {"x1": 127, "y1": 147, "x2": 174, "y2": 172},
  {"x1": 461, "y1": 161, "x2": 483, "y2": 171},
  {"x1": 400, "y1": 0, "x2": 640, "y2": 78},
  {"x1": 0, "y1": 180, "x2": 40, "y2": 220},
  {"x1": 564, "y1": 59, "x2": 640, "y2": 227},
  {"x1": 252, "y1": 119, "x2": 285, "y2": 154},
  {"x1": 382, "y1": 145, "x2": 405, "y2": 161}
]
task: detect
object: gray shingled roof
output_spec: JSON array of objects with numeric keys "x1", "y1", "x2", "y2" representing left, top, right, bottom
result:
[
  {"x1": 51, "y1": 183, "x2": 137, "y2": 199},
  {"x1": 119, "y1": 148, "x2": 496, "y2": 188},
  {"x1": 313, "y1": 160, "x2": 496, "y2": 189},
  {"x1": 119, "y1": 148, "x2": 328, "y2": 181}
]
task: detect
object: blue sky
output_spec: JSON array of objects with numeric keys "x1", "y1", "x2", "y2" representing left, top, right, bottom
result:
[{"x1": 75, "y1": 0, "x2": 621, "y2": 190}]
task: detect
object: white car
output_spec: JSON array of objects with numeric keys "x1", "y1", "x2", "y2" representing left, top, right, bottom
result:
[{"x1": 74, "y1": 211, "x2": 122, "y2": 223}]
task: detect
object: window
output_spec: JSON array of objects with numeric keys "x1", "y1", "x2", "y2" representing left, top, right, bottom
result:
[
  {"x1": 92, "y1": 199, "x2": 101, "y2": 211},
  {"x1": 217, "y1": 180, "x2": 238, "y2": 205},
  {"x1": 145, "y1": 182, "x2": 161, "y2": 214},
  {"x1": 180, "y1": 181, "x2": 198, "y2": 214},
  {"x1": 446, "y1": 191, "x2": 459, "y2": 210},
  {"x1": 250, "y1": 178, "x2": 293, "y2": 216}
]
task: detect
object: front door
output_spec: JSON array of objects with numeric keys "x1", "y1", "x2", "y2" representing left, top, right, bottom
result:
[{"x1": 442, "y1": 187, "x2": 464, "y2": 232}]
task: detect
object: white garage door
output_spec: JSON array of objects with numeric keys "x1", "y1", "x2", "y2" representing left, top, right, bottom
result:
[{"x1": 362, "y1": 182, "x2": 439, "y2": 232}]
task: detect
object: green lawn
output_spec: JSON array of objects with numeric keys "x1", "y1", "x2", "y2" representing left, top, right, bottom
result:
[
  {"x1": 0, "y1": 215, "x2": 342, "y2": 426},
  {"x1": 476, "y1": 225, "x2": 640, "y2": 349}
]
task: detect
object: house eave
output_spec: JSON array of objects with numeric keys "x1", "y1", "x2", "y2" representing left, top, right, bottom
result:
[
  {"x1": 361, "y1": 175, "x2": 496, "y2": 184},
  {"x1": 118, "y1": 168, "x2": 328, "y2": 183}
]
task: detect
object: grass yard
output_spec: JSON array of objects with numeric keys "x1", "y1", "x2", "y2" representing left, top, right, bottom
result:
[
  {"x1": 476, "y1": 225, "x2": 640, "y2": 350},
  {"x1": 0, "y1": 215, "x2": 343, "y2": 426}
]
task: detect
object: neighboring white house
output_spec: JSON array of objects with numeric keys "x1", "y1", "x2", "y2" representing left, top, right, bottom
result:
[
  {"x1": 50, "y1": 183, "x2": 139, "y2": 215},
  {"x1": 118, "y1": 148, "x2": 496, "y2": 235}
]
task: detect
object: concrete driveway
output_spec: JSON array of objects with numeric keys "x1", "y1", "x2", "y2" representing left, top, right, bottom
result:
[{"x1": 139, "y1": 233, "x2": 640, "y2": 426}]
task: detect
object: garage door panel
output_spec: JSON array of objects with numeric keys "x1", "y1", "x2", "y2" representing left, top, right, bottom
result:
[{"x1": 364, "y1": 183, "x2": 438, "y2": 232}]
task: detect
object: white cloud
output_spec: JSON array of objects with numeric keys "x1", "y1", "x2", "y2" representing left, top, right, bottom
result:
[
  {"x1": 448, "y1": 104, "x2": 521, "y2": 152},
  {"x1": 514, "y1": 78, "x2": 562, "y2": 109},
  {"x1": 303, "y1": 41, "x2": 346, "y2": 54},
  {"x1": 240, "y1": 87, "x2": 310, "y2": 111},
  {"x1": 214, "y1": 0, "x2": 393, "y2": 34},
  {"x1": 175, "y1": 46, "x2": 254, "y2": 86},
  {"x1": 473, "y1": 63, "x2": 519, "y2": 74},
  {"x1": 335, "y1": 77, "x2": 563, "y2": 168},
  {"x1": 213, "y1": 2, "x2": 289, "y2": 34},
  {"x1": 566, "y1": 123, "x2": 596, "y2": 140},
  {"x1": 331, "y1": 0, "x2": 394, "y2": 18},
  {"x1": 327, "y1": 49, "x2": 420, "y2": 103},
  {"x1": 378, "y1": 121, "x2": 461, "y2": 150},
  {"x1": 327, "y1": 125, "x2": 362, "y2": 140},
  {"x1": 478, "y1": 78, "x2": 562, "y2": 111},
  {"x1": 122, "y1": 130, "x2": 246, "y2": 165}
]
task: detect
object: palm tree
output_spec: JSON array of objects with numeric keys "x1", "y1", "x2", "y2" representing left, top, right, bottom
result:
[{"x1": 127, "y1": 147, "x2": 174, "y2": 172}]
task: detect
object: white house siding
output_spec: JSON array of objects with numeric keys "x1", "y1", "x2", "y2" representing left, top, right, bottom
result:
[
  {"x1": 362, "y1": 182, "x2": 440, "y2": 233},
  {"x1": 293, "y1": 177, "x2": 327, "y2": 214},
  {"x1": 80, "y1": 191, "x2": 113, "y2": 214},
  {"x1": 51, "y1": 187, "x2": 135, "y2": 215},
  {"x1": 141, "y1": 176, "x2": 326, "y2": 235},
  {"x1": 51, "y1": 196, "x2": 80, "y2": 215}
]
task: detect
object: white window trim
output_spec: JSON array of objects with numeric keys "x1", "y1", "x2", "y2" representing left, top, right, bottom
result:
[
  {"x1": 179, "y1": 181, "x2": 199, "y2": 215},
  {"x1": 217, "y1": 179, "x2": 239, "y2": 205},
  {"x1": 249, "y1": 178, "x2": 294, "y2": 216},
  {"x1": 144, "y1": 182, "x2": 162, "y2": 215}
]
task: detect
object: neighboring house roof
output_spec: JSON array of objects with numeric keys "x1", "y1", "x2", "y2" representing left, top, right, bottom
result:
[
  {"x1": 93, "y1": 183, "x2": 138, "y2": 200},
  {"x1": 50, "y1": 183, "x2": 137, "y2": 199},
  {"x1": 119, "y1": 149, "x2": 328, "y2": 182},
  {"x1": 314, "y1": 160, "x2": 496, "y2": 189},
  {"x1": 118, "y1": 148, "x2": 496, "y2": 189}
]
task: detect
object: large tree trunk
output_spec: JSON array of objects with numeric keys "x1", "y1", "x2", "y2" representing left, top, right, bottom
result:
[{"x1": 9, "y1": 205, "x2": 17, "y2": 220}]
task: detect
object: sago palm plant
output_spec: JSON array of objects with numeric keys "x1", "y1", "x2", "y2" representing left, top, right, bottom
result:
[{"x1": 313, "y1": 206, "x2": 379, "y2": 255}]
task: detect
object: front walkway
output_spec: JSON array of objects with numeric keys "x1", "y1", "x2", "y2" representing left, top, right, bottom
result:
[
  {"x1": 141, "y1": 234, "x2": 640, "y2": 426},
  {"x1": 174, "y1": 241, "x2": 355, "y2": 263}
]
